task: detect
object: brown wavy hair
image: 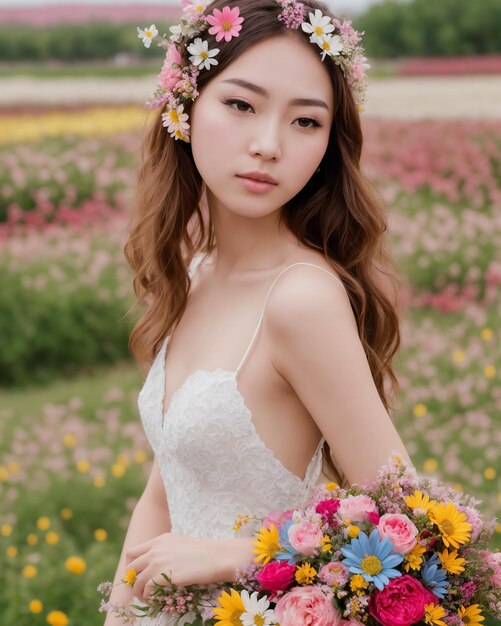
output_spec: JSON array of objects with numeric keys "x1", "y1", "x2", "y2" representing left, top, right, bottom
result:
[{"x1": 124, "y1": 0, "x2": 405, "y2": 487}]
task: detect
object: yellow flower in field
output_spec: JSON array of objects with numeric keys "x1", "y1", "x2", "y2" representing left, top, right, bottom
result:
[
  {"x1": 212, "y1": 588, "x2": 245, "y2": 625},
  {"x1": 423, "y1": 458, "x2": 438, "y2": 473},
  {"x1": 93, "y1": 476, "x2": 106, "y2": 488},
  {"x1": 295, "y1": 563, "x2": 317, "y2": 585},
  {"x1": 1, "y1": 523, "x2": 13, "y2": 536},
  {"x1": 457, "y1": 604, "x2": 484, "y2": 624},
  {"x1": 424, "y1": 603, "x2": 447, "y2": 626},
  {"x1": 29, "y1": 599, "x2": 43, "y2": 614},
  {"x1": 63, "y1": 433, "x2": 77, "y2": 448},
  {"x1": 117, "y1": 452, "x2": 131, "y2": 466},
  {"x1": 413, "y1": 403, "x2": 427, "y2": 418},
  {"x1": 480, "y1": 327, "x2": 493, "y2": 341},
  {"x1": 60, "y1": 508, "x2": 73, "y2": 520},
  {"x1": 76, "y1": 459, "x2": 90, "y2": 473},
  {"x1": 253, "y1": 523, "x2": 281, "y2": 565},
  {"x1": 484, "y1": 467, "x2": 496, "y2": 480},
  {"x1": 452, "y1": 350, "x2": 465, "y2": 364},
  {"x1": 111, "y1": 462, "x2": 126, "y2": 477},
  {"x1": 404, "y1": 543, "x2": 426, "y2": 572},
  {"x1": 483, "y1": 365, "x2": 496, "y2": 379},
  {"x1": 37, "y1": 516, "x2": 50, "y2": 530},
  {"x1": 65, "y1": 555, "x2": 86, "y2": 574},
  {"x1": 8, "y1": 461, "x2": 20, "y2": 473},
  {"x1": 46, "y1": 610, "x2": 69, "y2": 626},
  {"x1": 94, "y1": 528, "x2": 108, "y2": 542},
  {"x1": 124, "y1": 567, "x2": 137, "y2": 585},
  {"x1": 348, "y1": 525, "x2": 360, "y2": 538},
  {"x1": 404, "y1": 490, "x2": 437, "y2": 513},
  {"x1": 27, "y1": 533, "x2": 38, "y2": 545},
  {"x1": 23, "y1": 564, "x2": 38, "y2": 578},
  {"x1": 0, "y1": 465, "x2": 9, "y2": 481},
  {"x1": 496, "y1": 523, "x2": 501, "y2": 534},
  {"x1": 6, "y1": 545, "x2": 18, "y2": 558},
  {"x1": 437, "y1": 548, "x2": 466, "y2": 574},
  {"x1": 45, "y1": 531, "x2": 60, "y2": 545},
  {"x1": 428, "y1": 502, "x2": 471, "y2": 549},
  {"x1": 350, "y1": 573, "x2": 369, "y2": 592},
  {"x1": 134, "y1": 450, "x2": 147, "y2": 463}
]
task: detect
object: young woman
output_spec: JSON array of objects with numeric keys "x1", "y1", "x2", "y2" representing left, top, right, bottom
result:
[{"x1": 104, "y1": 0, "x2": 414, "y2": 623}]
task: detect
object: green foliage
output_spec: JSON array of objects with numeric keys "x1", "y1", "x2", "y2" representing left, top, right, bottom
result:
[
  {"x1": 355, "y1": 0, "x2": 501, "y2": 58},
  {"x1": 0, "y1": 21, "x2": 171, "y2": 62},
  {"x1": 0, "y1": 256, "x2": 134, "y2": 388}
]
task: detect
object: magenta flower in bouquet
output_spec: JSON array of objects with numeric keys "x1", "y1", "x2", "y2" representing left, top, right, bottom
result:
[{"x1": 97, "y1": 454, "x2": 500, "y2": 626}]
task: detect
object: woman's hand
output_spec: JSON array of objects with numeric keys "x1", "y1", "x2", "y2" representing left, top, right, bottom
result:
[{"x1": 125, "y1": 532, "x2": 254, "y2": 602}]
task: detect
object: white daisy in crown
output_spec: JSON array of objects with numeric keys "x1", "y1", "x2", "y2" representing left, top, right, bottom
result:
[
  {"x1": 162, "y1": 104, "x2": 190, "y2": 140},
  {"x1": 240, "y1": 590, "x2": 277, "y2": 626},
  {"x1": 316, "y1": 33, "x2": 343, "y2": 61},
  {"x1": 136, "y1": 24, "x2": 158, "y2": 48},
  {"x1": 301, "y1": 9, "x2": 335, "y2": 44},
  {"x1": 187, "y1": 37, "x2": 220, "y2": 70}
]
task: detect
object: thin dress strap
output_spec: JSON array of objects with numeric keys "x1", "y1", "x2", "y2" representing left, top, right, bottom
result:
[{"x1": 235, "y1": 262, "x2": 346, "y2": 374}]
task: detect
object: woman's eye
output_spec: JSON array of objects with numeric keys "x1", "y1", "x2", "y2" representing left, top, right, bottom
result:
[
  {"x1": 295, "y1": 117, "x2": 322, "y2": 129},
  {"x1": 223, "y1": 98, "x2": 253, "y2": 113}
]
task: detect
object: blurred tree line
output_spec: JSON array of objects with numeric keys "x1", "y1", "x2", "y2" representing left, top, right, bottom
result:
[
  {"x1": 355, "y1": 0, "x2": 501, "y2": 58},
  {"x1": 1, "y1": 0, "x2": 501, "y2": 62},
  {"x1": 0, "y1": 22, "x2": 169, "y2": 62}
]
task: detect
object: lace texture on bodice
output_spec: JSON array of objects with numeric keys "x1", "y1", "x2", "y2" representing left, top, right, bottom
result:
[{"x1": 137, "y1": 256, "x2": 347, "y2": 542}]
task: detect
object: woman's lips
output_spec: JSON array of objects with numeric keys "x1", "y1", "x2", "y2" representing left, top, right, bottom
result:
[{"x1": 236, "y1": 175, "x2": 278, "y2": 193}]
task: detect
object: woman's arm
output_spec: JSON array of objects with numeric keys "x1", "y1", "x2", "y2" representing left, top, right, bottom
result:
[
  {"x1": 265, "y1": 266, "x2": 413, "y2": 486},
  {"x1": 103, "y1": 457, "x2": 171, "y2": 626}
]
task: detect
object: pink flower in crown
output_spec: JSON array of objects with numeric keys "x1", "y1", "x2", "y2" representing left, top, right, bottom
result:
[
  {"x1": 206, "y1": 6, "x2": 244, "y2": 42},
  {"x1": 159, "y1": 44, "x2": 183, "y2": 90}
]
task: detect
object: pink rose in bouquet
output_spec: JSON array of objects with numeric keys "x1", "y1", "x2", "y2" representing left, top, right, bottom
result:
[
  {"x1": 256, "y1": 561, "x2": 296, "y2": 593},
  {"x1": 368, "y1": 574, "x2": 437, "y2": 626},
  {"x1": 288, "y1": 520, "x2": 324, "y2": 557},
  {"x1": 338, "y1": 494, "x2": 378, "y2": 522},
  {"x1": 319, "y1": 561, "x2": 349, "y2": 586},
  {"x1": 377, "y1": 513, "x2": 419, "y2": 554},
  {"x1": 275, "y1": 586, "x2": 342, "y2": 626},
  {"x1": 483, "y1": 550, "x2": 501, "y2": 587}
]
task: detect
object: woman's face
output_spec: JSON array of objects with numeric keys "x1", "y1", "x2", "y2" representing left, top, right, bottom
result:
[{"x1": 190, "y1": 33, "x2": 334, "y2": 219}]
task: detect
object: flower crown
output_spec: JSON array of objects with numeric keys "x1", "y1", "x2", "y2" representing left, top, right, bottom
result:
[{"x1": 137, "y1": 0, "x2": 370, "y2": 142}]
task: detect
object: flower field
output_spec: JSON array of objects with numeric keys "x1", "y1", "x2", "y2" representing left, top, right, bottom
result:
[{"x1": 0, "y1": 102, "x2": 500, "y2": 625}]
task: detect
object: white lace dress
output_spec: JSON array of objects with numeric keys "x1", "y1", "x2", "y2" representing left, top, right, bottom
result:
[{"x1": 130, "y1": 256, "x2": 347, "y2": 625}]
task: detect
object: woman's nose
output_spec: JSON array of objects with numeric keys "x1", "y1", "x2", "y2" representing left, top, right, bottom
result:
[{"x1": 248, "y1": 119, "x2": 282, "y2": 161}]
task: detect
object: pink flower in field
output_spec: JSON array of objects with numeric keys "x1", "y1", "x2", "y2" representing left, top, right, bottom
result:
[
  {"x1": 377, "y1": 513, "x2": 418, "y2": 554},
  {"x1": 337, "y1": 494, "x2": 378, "y2": 522},
  {"x1": 288, "y1": 520, "x2": 324, "y2": 557},
  {"x1": 206, "y1": 6, "x2": 244, "y2": 42},
  {"x1": 274, "y1": 586, "x2": 342, "y2": 626}
]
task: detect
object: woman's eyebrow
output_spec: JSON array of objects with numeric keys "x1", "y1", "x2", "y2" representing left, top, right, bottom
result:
[{"x1": 221, "y1": 78, "x2": 330, "y2": 110}]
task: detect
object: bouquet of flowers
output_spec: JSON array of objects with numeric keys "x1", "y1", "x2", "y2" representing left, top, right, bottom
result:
[{"x1": 98, "y1": 454, "x2": 500, "y2": 626}]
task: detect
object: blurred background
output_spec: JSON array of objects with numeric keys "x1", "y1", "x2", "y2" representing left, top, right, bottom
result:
[{"x1": 0, "y1": 0, "x2": 500, "y2": 624}]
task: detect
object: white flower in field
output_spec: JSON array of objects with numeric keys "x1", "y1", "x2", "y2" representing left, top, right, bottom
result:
[
  {"x1": 301, "y1": 9, "x2": 335, "y2": 44},
  {"x1": 187, "y1": 38, "x2": 220, "y2": 70},
  {"x1": 137, "y1": 24, "x2": 158, "y2": 48}
]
